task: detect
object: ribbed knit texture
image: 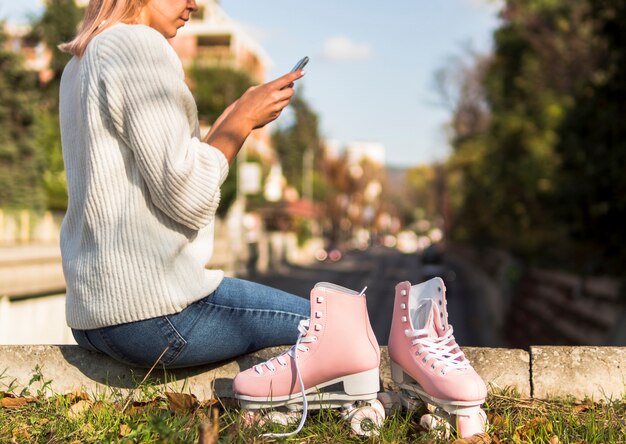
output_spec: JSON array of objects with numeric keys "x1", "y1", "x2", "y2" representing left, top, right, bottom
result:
[{"x1": 59, "y1": 24, "x2": 229, "y2": 330}]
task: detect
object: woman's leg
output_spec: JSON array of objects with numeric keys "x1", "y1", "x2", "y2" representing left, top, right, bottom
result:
[{"x1": 73, "y1": 278, "x2": 310, "y2": 368}]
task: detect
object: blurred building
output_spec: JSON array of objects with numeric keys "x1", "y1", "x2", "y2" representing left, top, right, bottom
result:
[
  {"x1": 2, "y1": 23, "x2": 53, "y2": 83},
  {"x1": 169, "y1": 0, "x2": 277, "y2": 163},
  {"x1": 345, "y1": 141, "x2": 386, "y2": 167},
  {"x1": 170, "y1": 0, "x2": 270, "y2": 83}
]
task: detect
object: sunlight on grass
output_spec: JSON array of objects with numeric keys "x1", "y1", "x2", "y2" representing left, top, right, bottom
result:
[{"x1": 1, "y1": 374, "x2": 625, "y2": 443}]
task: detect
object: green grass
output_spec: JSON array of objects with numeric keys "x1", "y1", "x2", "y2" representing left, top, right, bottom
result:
[{"x1": 1, "y1": 379, "x2": 625, "y2": 443}]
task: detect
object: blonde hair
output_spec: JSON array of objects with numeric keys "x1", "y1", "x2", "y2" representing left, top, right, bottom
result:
[{"x1": 59, "y1": 0, "x2": 149, "y2": 57}]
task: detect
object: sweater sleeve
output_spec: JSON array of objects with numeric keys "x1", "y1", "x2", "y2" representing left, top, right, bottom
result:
[{"x1": 93, "y1": 25, "x2": 229, "y2": 230}]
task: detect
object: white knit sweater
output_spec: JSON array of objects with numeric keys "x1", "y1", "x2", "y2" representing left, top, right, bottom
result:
[{"x1": 60, "y1": 24, "x2": 229, "y2": 330}]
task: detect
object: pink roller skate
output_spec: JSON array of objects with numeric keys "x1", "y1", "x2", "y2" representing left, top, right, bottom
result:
[
  {"x1": 233, "y1": 283, "x2": 385, "y2": 437},
  {"x1": 388, "y1": 277, "x2": 488, "y2": 438}
]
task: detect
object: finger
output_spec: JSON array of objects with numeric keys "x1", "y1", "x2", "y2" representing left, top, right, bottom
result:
[
  {"x1": 275, "y1": 98, "x2": 292, "y2": 110},
  {"x1": 274, "y1": 87, "x2": 295, "y2": 101},
  {"x1": 270, "y1": 70, "x2": 304, "y2": 89}
]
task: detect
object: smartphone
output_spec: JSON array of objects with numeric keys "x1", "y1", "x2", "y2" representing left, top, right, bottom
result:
[{"x1": 290, "y1": 56, "x2": 309, "y2": 73}]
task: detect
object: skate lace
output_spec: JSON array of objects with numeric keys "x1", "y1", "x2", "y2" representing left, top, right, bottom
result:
[
  {"x1": 255, "y1": 318, "x2": 315, "y2": 438},
  {"x1": 406, "y1": 326, "x2": 470, "y2": 375}
]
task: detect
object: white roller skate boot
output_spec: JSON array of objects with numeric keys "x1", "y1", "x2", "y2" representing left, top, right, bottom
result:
[
  {"x1": 233, "y1": 283, "x2": 385, "y2": 438},
  {"x1": 388, "y1": 277, "x2": 487, "y2": 438}
]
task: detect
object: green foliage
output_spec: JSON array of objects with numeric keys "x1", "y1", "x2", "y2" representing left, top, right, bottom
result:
[
  {"x1": 445, "y1": 0, "x2": 625, "y2": 272},
  {"x1": 188, "y1": 65, "x2": 253, "y2": 124},
  {"x1": 553, "y1": 0, "x2": 626, "y2": 274},
  {"x1": 27, "y1": 0, "x2": 82, "y2": 211},
  {"x1": 0, "y1": 26, "x2": 46, "y2": 210},
  {"x1": 31, "y1": 0, "x2": 82, "y2": 93},
  {"x1": 272, "y1": 89, "x2": 322, "y2": 197},
  {"x1": 188, "y1": 66, "x2": 254, "y2": 216}
]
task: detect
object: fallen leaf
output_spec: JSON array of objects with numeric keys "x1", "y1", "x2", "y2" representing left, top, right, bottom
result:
[
  {"x1": 65, "y1": 389, "x2": 91, "y2": 404},
  {"x1": 165, "y1": 392, "x2": 199, "y2": 414},
  {"x1": 12, "y1": 423, "x2": 30, "y2": 440},
  {"x1": 127, "y1": 399, "x2": 162, "y2": 416},
  {"x1": 91, "y1": 400, "x2": 108, "y2": 415},
  {"x1": 572, "y1": 404, "x2": 590, "y2": 413},
  {"x1": 119, "y1": 424, "x2": 132, "y2": 437},
  {"x1": 200, "y1": 398, "x2": 219, "y2": 408},
  {"x1": 1, "y1": 396, "x2": 36, "y2": 409},
  {"x1": 549, "y1": 436, "x2": 560, "y2": 444},
  {"x1": 453, "y1": 433, "x2": 492, "y2": 444},
  {"x1": 487, "y1": 413, "x2": 505, "y2": 428},
  {"x1": 68, "y1": 399, "x2": 93, "y2": 419}
]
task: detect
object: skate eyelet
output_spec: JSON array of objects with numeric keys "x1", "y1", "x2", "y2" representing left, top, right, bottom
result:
[
  {"x1": 315, "y1": 311, "x2": 322, "y2": 318},
  {"x1": 401, "y1": 303, "x2": 406, "y2": 310},
  {"x1": 422, "y1": 357, "x2": 427, "y2": 363},
  {"x1": 431, "y1": 364, "x2": 436, "y2": 369},
  {"x1": 438, "y1": 287, "x2": 441, "y2": 292},
  {"x1": 401, "y1": 290, "x2": 407, "y2": 296},
  {"x1": 317, "y1": 296, "x2": 324, "y2": 303},
  {"x1": 314, "y1": 324, "x2": 322, "y2": 331},
  {"x1": 304, "y1": 347, "x2": 310, "y2": 352},
  {"x1": 439, "y1": 301, "x2": 442, "y2": 305}
]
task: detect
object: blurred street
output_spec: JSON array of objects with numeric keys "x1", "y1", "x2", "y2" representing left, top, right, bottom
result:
[{"x1": 249, "y1": 246, "x2": 506, "y2": 347}]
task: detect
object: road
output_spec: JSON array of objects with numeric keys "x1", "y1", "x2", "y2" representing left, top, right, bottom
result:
[{"x1": 248, "y1": 246, "x2": 501, "y2": 347}]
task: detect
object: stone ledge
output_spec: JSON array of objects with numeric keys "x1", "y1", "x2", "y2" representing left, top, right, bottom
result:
[
  {"x1": 531, "y1": 346, "x2": 626, "y2": 400},
  {"x1": 0, "y1": 345, "x2": 623, "y2": 401}
]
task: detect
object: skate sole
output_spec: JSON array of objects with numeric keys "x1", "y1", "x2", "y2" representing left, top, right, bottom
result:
[
  {"x1": 391, "y1": 361, "x2": 485, "y2": 414},
  {"x1": 237, "y1": 367, "x2": 380, "y2": 410}
]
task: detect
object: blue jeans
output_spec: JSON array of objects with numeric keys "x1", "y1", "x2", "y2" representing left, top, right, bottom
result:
[{"x1": 72, "y1": 277, "x2": 310, "y2": 368}]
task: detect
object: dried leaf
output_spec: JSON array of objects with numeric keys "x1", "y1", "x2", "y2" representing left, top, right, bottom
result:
[
  {"x1": 165, "y1": 392, "x2": 199, "y2": 414},
  {"x1": 127, "y1": 399, "x2": 162, "y2": 416},
  {"x1": 91, "y1": 400, "x2": 108, "y2": 415},
  {"x1": 453, "y1": 433, "x2": 492, "y2": 444},
  {"x1": 572, "y1": 404, "x2": 591, "y2": 413},
  {"x1": 119, "y1": 424, "x2": 132, "y2": 437},
  {"x1": 68, "y1": 399, "x2": 93, "y2": 419},
  {"x1": 1, "y1": 396, "x2": 36, "y2": 409},
  {"x1": 200, "y1": 398, "x2": 219, "y2": 408},
  {"x1": 12, "y1": 423, "x2": 30, "y2": 439},
  {"x1": 487, "y1": 413, "x2": 506, "y2": 428},
  {"x1": 65, "y1": 389, "x2": 91, "y2": 403},
  {"x1": 549, "y1": 436, "x2": 560, "y2": 444}
]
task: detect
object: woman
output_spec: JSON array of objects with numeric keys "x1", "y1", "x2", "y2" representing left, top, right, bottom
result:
[{"x1": 58, "y1": 0, "x2": 310, "y2": 368}]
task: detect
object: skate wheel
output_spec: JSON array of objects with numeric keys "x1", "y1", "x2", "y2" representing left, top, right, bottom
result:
[
  {"x1": 262, "y1": 411, "x2": 300, "y2": 427},
  {"x1": 420, "y1": 413, "x2": 451, "y2": 438},
  {"x1": 377, "y1": 392, "x2": 401, "y2": 415},
  {"x1": 348, "y1": 406, "x2": 384, "y2": 437},
  {"x1": 456, "y1": 409, "x2": 488, "y2": 438},
  {"x1": 370, "y1": 399, "x2": 387, "y2": 419},
  {"x1": 241, "y1": 410, "x2": 259, "y2": 427}
]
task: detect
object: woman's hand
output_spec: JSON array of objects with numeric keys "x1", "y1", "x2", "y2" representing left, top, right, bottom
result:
[
  {"x1": 205, "y1": 70, "x2": 304, "y2": 164},
  {"x1": 234, "y1": 70, "x2": 304, "y2": 130}
]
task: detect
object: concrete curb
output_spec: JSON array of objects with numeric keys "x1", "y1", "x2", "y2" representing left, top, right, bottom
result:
[{"x1": 0, "y1": 346, "x2": 623, "y2": 401}]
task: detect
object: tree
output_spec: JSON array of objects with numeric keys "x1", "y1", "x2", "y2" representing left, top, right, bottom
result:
[
  {"x1": 188, "y1": 65, "x2": 254, "y2": 216},
  {"x1": 31, "y1": 0, "x2": 82, "y2": 210},
  {"x1": 0, "y1": 26, "x2": 46, "y2": 210},
  {"x1": 445, "y1": 0, "x2": 599, "y2": 265},
  {"x1": 272, "y1": 89, "x2": 322, "y2": 197},
  {"x1": 554, "y1": 0, "x2": 626, "y2": 273}
]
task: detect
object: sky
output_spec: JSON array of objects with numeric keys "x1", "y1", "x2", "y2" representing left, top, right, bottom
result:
[{"x1": 1, "y1": 0, "x2": 503, "y2": 168}]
